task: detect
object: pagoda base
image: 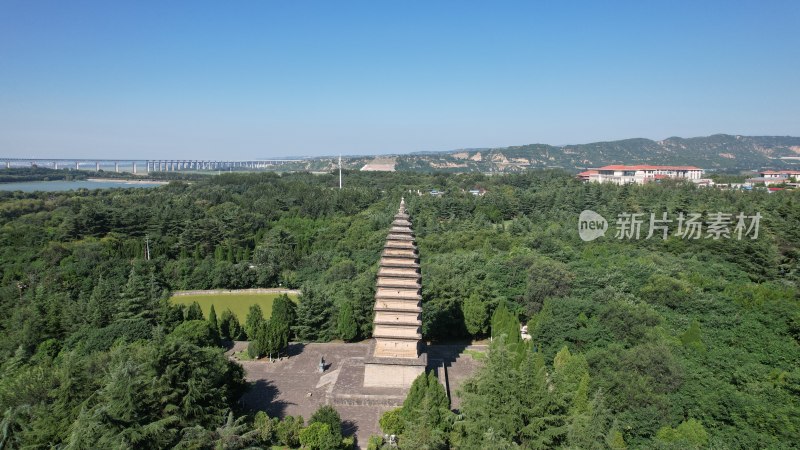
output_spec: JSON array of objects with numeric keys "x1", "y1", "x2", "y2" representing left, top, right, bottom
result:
[{"x1": 363, "y1": 357, "x2": 427, "y2": 389}]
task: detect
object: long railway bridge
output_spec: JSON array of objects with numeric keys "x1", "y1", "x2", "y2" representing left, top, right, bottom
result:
[{"x1": 0, "y1": 158, "x2": 303, "y2": 173}]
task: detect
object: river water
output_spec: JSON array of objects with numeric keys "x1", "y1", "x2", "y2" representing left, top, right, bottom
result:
[{"x1": 0, "y1": 180, "x2": 165, "y2": 192}]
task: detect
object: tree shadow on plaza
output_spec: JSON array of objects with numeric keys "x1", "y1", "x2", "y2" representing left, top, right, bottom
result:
[
  {"x1": 341, "y1": 419, "x2": 359, "y2": 446},
  {"x1": 285, "y1": 342, "x2": 306, "y2": 357},
  {"x1": 240, "y1": 379, "x2": 292, "y2": 418}
]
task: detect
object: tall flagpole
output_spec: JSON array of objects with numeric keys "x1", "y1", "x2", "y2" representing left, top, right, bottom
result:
[{"x1": 339, "y1": 154, "x2": 342, "y2": 189}]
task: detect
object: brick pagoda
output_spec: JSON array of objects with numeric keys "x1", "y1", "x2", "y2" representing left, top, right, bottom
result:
[{"x1": 363, "y1": 198, "x2": 427, "y2": 388}]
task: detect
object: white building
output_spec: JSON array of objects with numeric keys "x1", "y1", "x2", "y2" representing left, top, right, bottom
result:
[
  {"x1": 745, "y1": 170, "x2": 800, "y2": 186},
  {"x1": 580, "y1": 165, "x2": 704, "y2": 185}
]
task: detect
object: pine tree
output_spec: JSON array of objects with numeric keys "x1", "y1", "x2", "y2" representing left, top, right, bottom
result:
[
  {"x1": 185, "y1": 301, "x2": 204, "y2": 321},
  {"x1": 463, "y1": 292, "x2": 488, "y2": 337},
  {"x1": 247, "y1": 336, "x2": 261, "y2": 359},
  {"x1": 397, "y1": 402, "x2": 448, "y2": 450},
  {"x1": 519, "y1": 348, "x2": 549, "y2": 415},
  {"x1": 337, "y1": 301, "x2": 358, "y2": 341},
  {"x1": 228, "y1": 312, "x2": 244, "y2": 340},
  {"x1": 569, "y1": 373, "x2": 590, "y2": 416},
  {"x1": 219, "y1": 308, "x2": 233, "y2": 340},
  {"x1": 252, "y1": 320, "x2": 288, "y2": 360},
  {"x1": 219, "y1": 309, "x2": 242, "y2": 341},
  {"x1": 458, "y1": 338, "x2": 525, "y2": 446},
  {"x1": 552, "y1": 346, "x2": 590, "y2": 410},
  {"x1": 402, "y1": 371, "x2": 429, "y2": 416},
  {"x1": 207, "y1": 304, "x2": 220, "y2": 345},
  {"x1": 87, "y1": 276, "x2": 116, "y2": 327},
  {"x1": 491, "y1": 301, "x2": 519, "y2": 344},
  {"x1": 293, "y1": 287, "x2": 334, "y2": 342},
  {"x1": 519, "y1": 348, "x2": 563, "y2": 448},
  {"x1": 147, "y1": 268, "x2": 164, "y2": 303},
  {"x1": 567, "y1": 390, "x2": 611, "y2": 449},
  {"x1": 422, "y1": 371, "x2": 451, "y2": 433},
  {"x1": 253, "y1": 411, "x2": 277, "y2": 445},
  {"x1": 116, "y1": 265, "x2": 156, "y2": 322},
  {"x1": 425, "y1": 371, "x2": 450, "y2": 411},
  {"x1": 244, "y1": 304, "x2": 264, "y2": 340},
  {"x1": 271, "y1": 294, "x2": 296, "y2": 339}
]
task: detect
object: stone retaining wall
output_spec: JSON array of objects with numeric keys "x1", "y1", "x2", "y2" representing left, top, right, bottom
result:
[{"x1": 327, "y1": 393, "x2": 406, "y2": 407}]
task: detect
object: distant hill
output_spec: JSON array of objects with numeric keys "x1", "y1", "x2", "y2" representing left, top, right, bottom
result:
[{"x1": 269, "y1": 134, "x2": 800, "y2": 173}]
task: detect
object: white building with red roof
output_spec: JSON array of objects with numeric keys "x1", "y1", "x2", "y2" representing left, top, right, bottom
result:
[
  {"x1": 758, "y1": 170, "x2": 800, "y2": 179},
  {"x1": 581, "y1": 165, "x2": 704, "y2": 185}
]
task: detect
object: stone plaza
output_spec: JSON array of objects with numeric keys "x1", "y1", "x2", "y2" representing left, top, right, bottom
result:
[{"x1": 232, "y1": 341, "x2": 484, "y2": 448}]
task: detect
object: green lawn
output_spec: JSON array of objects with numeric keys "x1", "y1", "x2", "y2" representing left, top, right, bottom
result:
[
  {"x1": 463, "y1": 349, "x2": 487, "y2": 361},
  {"x1": 170, "y1": 292, "x2": 298, "y2": 321}
]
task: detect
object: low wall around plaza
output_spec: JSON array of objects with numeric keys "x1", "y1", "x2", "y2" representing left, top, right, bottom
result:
[{"x1": 171, "y1": 288, "x2": 301, "y2": 296}]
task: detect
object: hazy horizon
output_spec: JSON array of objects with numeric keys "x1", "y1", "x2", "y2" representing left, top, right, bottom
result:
[{"x1": 2, "y1": 1, "x2": 799, "y2": 159}]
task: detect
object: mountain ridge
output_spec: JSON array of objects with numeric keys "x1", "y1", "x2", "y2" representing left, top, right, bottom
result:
[{"x1": 267, "y1": 134, "x2": 800, "y2": 173}]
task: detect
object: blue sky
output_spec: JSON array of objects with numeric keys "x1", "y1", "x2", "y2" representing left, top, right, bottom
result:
[{"x1": 1, "y1": 1, "x2": 799, "y2": 159}]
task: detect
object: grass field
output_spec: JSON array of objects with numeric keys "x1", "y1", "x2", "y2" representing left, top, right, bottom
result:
[{"x1": 170, "y1": 292, "x2": 299, "y2": 321}]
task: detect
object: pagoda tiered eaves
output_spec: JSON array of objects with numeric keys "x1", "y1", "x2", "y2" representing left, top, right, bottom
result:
[
  {"x1": 377, "y1": 267, "x2": 419, "y2": 277},
  {"x1": 370, "y1": 199, "x2": 423, "y2": 358},
  {"x1": 379, "y1": 258, "x2": 419, "y2": 268},
  {"x1": 363, "y1": 198, "x2": 427, "y2": 388}
]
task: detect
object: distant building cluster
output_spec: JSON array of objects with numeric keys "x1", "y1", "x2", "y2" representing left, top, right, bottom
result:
[
  {"x1": 578, "y1": 165, "x2": 706, "y2": 185},
  {"x1": 577, "y1": 165, "x2": 800, "y2": 192},
  {"x1": 745, "y1": 170, "x2": 800, "y2": 187},
  {"x1": 409, "y1": 188, "x2": 486, "y2": 197}
]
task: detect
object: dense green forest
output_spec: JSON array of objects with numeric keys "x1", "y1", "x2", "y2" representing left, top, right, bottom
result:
[
  {"x1": 0, "y1": 167, "x2": 207, "y2": 183},
  {"x1": 0, "y1": 169, "x2": 798, "y2": 448},
  {"x1": 0, "y1": 167, "x2": 89, "y2": 183}
]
